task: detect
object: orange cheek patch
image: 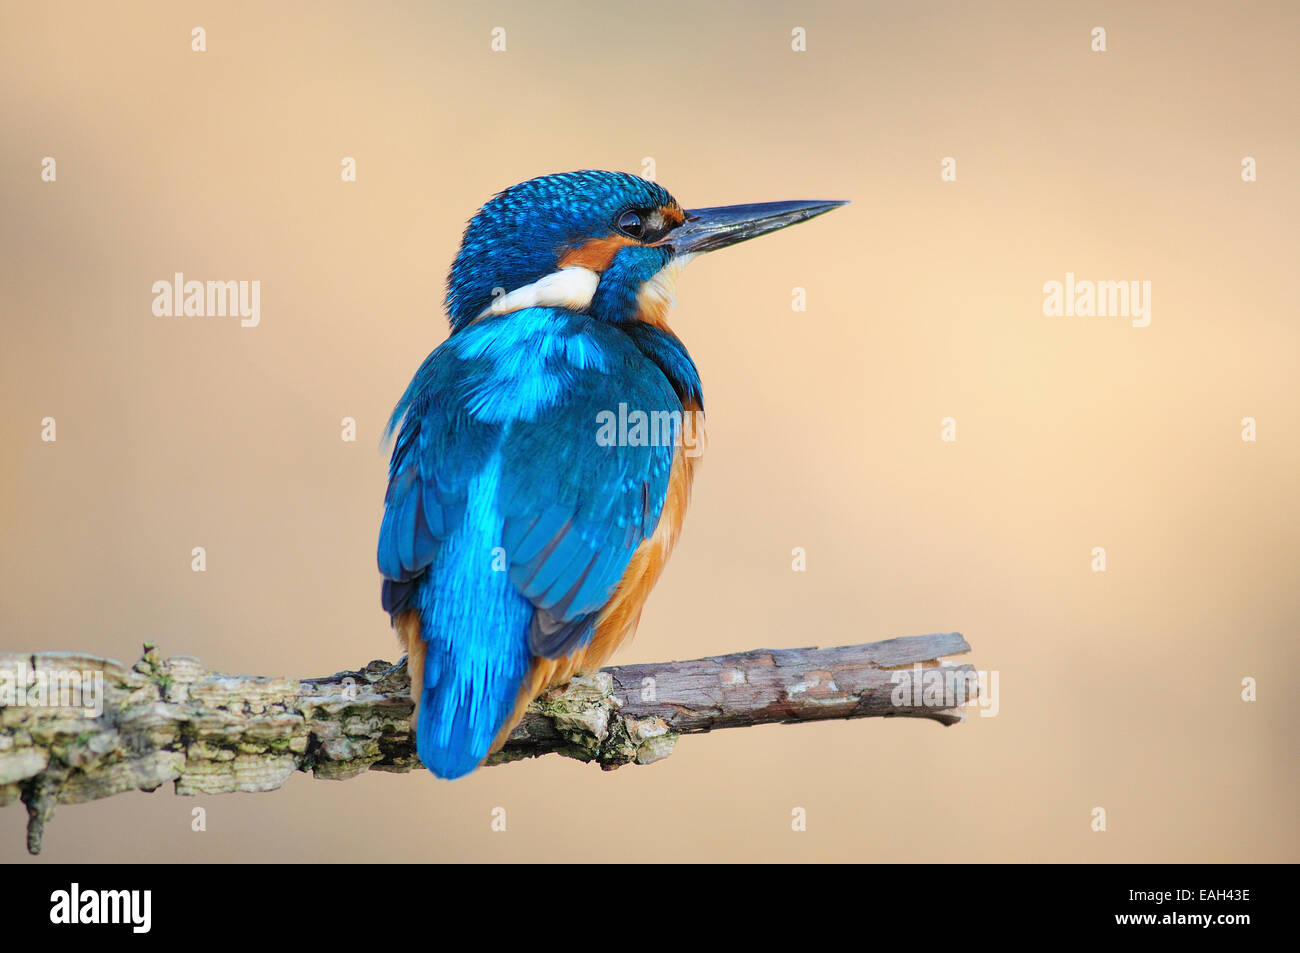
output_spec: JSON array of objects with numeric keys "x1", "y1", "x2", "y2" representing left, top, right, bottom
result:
[
  {"x1": 559, "y1": 234, "x2": 637, "y2": 271},
  {"x1": 660, "y1": 204, "x2": 685, "y2": 227}
]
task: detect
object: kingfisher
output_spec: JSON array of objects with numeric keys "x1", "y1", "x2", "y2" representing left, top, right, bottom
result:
[{"x1": 378, "y1": 170, "x2": 845, "y2": 778}]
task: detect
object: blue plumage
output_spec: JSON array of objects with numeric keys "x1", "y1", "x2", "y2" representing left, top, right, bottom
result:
[
  {"x1": 378, "y1": 170, "x2": 844, "y2": 778},
  {"x1": 445, "y1": 172, "x2": 675, "y2": 331},
  {"x1": 381, "y1": 306, "x2": 691, "y2": 777}
]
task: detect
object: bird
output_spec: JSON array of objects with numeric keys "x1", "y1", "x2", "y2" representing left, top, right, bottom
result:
[{"x1": 378, "y1": 170, "x2": 845, "y2": 778}]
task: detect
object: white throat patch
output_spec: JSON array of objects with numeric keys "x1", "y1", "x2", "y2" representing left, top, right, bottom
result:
[
  {"x1": 477, "y1": 266, "x2": 600, "y2": 320},
  {"x1": 636, "y1": 253, "x2": 696, "y2": 326}
]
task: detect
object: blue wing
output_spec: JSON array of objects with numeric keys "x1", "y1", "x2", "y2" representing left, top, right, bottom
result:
[
  {"x1": 379, "y1": 310, "x2": 682, "y2": 777},
  {"x1": 379, "y1": 307, "x2": 681, "y2": 660},
  {"x1": 496, "y1": 360, "x2": 677, "y2": 656}
]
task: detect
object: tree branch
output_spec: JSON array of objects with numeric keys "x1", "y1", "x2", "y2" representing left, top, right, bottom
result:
[{"x1": 0, "y1": 633, "x2": 973, "y2": 854}]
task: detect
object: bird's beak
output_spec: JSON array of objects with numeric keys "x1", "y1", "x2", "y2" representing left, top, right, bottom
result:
[{"x1": 656, "y1": 199, "x2": 848, "y2": 255}]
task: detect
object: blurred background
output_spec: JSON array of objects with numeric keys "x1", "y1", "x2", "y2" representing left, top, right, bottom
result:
[{"x1": 1, "y1": 0, "x2": 1295, "y2": 862}]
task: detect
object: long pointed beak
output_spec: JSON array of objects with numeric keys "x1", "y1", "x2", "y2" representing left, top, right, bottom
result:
[{"x1": 656, "y1": 199, "x2": 848, "y2": 255}]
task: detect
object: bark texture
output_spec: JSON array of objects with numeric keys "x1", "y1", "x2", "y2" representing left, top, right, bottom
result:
[{"x1": 0, "y1": 632, "x2": 973, "y2": 854}]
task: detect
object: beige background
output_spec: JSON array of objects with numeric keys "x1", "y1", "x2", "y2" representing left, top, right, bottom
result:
[{"x1": 1, "y1": 1, "x2": 1296, "y2": 863}]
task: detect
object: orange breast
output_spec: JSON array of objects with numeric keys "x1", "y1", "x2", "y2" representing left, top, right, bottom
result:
[{"x1": 492, "y1": 409, "x2": 705, "y2": 750}]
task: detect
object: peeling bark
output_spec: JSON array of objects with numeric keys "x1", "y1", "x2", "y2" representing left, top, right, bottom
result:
[{"x1": 0, "y1": 632, "x2": 973, "y2": 854}]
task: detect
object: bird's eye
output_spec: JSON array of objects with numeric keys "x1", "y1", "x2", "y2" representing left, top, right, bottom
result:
[{"x1": 616, "y1": 210, "x2": 644, "y2": 238}]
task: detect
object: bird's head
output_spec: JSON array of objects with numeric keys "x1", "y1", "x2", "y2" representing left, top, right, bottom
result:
[{"x1": 445, "y1": 170, "x2": 846, "y2": 332}]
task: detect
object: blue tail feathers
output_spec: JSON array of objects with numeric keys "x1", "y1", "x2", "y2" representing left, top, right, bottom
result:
[
  {"x1": 411, "y1": 459, "x2": 535, "y2": 779},
  {"x1": 415, "y1": 616, "x2": 531, "y2": 779}
]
